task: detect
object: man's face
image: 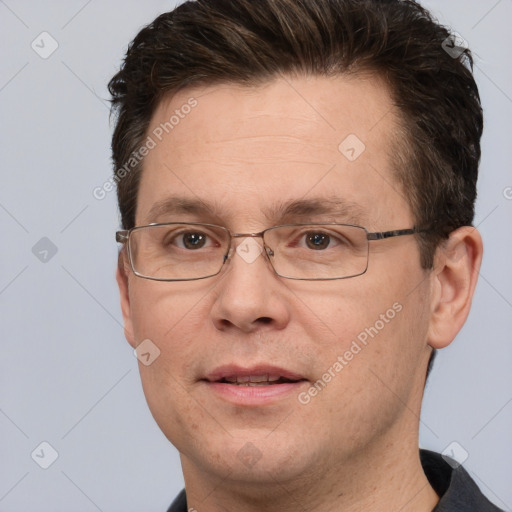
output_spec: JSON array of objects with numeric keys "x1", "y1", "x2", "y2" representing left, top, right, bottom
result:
[{"x1": 118, "y1": 75, "x2": 434, "y2": 485}]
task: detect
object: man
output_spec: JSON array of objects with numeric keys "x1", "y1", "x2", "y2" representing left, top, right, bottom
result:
[{"x1": 110, "y1": 0, "x2": 502, "y2": 510}]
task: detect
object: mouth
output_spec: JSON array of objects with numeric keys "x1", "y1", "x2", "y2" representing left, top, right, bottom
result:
[
  {"x1": 201, "y1": 365, "x2": 308, "y2": 405},
  {"x1": 203, "y1": 365, "x2": 307, "y2": 385},
  {"x1": 214, "y1": 374, "x2": 304, "y2": 386}
]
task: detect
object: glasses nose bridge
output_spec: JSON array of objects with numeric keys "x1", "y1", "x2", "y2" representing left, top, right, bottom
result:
[
  {"x1": 231, "y1": 230, "x2": 265, "y2": 240},
  {"x1": 230, "y1": 229, "x2": 267, "y2": 249}
]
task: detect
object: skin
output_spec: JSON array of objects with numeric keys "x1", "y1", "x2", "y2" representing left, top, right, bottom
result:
[{"x1": 116, "y1": 75, "x2": 483, "y2": 512}]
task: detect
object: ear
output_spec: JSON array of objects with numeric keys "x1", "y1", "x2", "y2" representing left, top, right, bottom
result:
[
  {"x1": 427, "y1": 227, "x2": 483, "y2": 349},
  {"x1": 116, "y1": 249, "x2": 136, "y2": 348}
]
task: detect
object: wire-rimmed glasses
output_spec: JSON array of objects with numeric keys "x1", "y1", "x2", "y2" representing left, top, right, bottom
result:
[{"x1": 116, "y1": 222, "x2": 421, "y2": 281}]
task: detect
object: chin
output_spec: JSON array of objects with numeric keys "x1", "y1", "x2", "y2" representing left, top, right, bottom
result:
[{"x1": 178, "y1": 427, "x2": 320, "y2": 486}]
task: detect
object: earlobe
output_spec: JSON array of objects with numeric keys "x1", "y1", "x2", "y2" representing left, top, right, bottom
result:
[
  {"x1": 427, "y1": 227, "x2": 483, "y2": 349},
  {"x1": 115, "y1": 250, "x2": 136, "y2": 348}
]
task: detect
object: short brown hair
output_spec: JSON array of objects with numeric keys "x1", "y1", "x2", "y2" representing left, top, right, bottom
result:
[{"x1": 108, "y1": 0, "x2": 483, "y2": 269}]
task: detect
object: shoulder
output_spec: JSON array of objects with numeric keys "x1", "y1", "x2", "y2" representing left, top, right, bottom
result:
[
  {"x1": 166, "y1": 488, "x2": 187, "y2": 512},
  {"x1": 420, "y1": 449, "x2": 504, "y2": 511}
]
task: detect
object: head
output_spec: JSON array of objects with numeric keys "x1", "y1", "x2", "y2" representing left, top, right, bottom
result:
[{"x1": 110, "y1": 0, "x2": 483, "y2": 496}]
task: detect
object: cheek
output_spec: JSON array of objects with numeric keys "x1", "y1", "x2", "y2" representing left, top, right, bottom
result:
[
  {"x1": 129, "y1": 279, "x2": 208, "y2": 342},
  {"x1": 129, "y1": 282, "x2": 214, "y2": 447},
  {"x1": 292, "y1": 274, "x2": 405, "y2": 356},
  {"x1": 294, "y1": 270, "x2": 431, "y2": 444},
  {"x1": 128, "y1": 280, "x2": 208, "y2": 388}
]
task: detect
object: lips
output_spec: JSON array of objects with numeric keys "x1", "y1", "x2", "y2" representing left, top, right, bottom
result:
[
  {"x1": 201, "y1": 365, "x2": 308, "y2": 405},
  {"x1": 221, "y1": 375, "x2": 296, "y2": 386},
  {"x1": 203, "y1": 365, "x2": 307, "y2": 386}
]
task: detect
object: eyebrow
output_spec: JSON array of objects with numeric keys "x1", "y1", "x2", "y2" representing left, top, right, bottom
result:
[{"x1": 144, "y1": 195, "x2": 368, "y2": 226}]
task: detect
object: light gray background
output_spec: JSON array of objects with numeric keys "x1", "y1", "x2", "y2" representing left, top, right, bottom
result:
[{"x1": 1, "y1": 1, "x2": 511, "y2": 511}]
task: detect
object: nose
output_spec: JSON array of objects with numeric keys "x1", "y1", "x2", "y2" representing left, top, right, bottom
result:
[{"x1": 209, "y1": 236, "x2": 291, "y2": 334}]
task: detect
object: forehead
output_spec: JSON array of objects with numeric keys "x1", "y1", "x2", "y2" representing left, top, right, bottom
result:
[{"x1": 137, "y1": 75, "x2": 412, "y2": 228}]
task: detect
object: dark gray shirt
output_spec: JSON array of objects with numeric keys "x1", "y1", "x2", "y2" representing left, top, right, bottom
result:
[{"x1": 167, "y1": 449, "x2": 503, "y2": 511}]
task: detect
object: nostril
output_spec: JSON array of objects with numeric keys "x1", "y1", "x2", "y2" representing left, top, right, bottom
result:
[{"x1": 257, "y1": 317, "x2": 272, "y2": 324}]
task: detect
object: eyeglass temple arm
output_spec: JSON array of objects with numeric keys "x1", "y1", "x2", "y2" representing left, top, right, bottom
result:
[{"x1": 367, "y1": 228, "x2": 420, "y2": 241}]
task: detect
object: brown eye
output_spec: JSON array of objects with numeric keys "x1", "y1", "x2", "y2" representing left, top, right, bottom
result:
[
  {"x1": 305, "y1": 232, "x2": 331, "y2": 250},
  {"x1": 181, "y1": 232, "x2": 207, "y2": 249}
]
